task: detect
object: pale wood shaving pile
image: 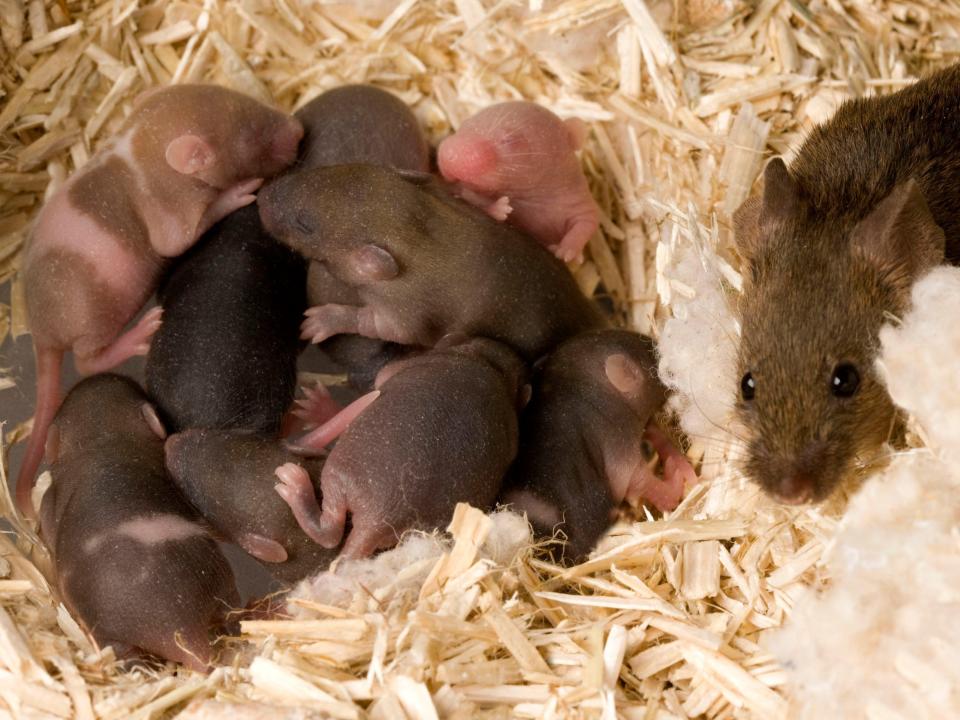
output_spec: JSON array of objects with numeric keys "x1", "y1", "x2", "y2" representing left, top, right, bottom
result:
[{"x1": 0, "y1": 0, "x2": 954, "y2": 717}]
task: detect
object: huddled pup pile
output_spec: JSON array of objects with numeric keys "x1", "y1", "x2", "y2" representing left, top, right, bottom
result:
[{"x1": 16, "y1": 83, "x2": 693, "y2": 670}]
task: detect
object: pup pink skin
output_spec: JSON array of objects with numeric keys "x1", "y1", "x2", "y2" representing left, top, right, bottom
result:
[
  {"x1": 437, "y1": 101, "x2": 599, "y2": 262},
  {"x1": 286, "y1": 338, "x2": 527, "y2": 560},
  {"x1": 17, "y1": 84, "x2": 304, "y2": 517},
  {"x1": 500, "y1": 330, "x2": 696, "y2": 564},
  {"x1": 40, "y1": 374, "x2": 239, "y2": 671}
]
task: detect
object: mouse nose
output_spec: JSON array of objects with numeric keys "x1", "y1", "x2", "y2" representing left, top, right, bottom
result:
[
  {"x1": 775, "y1": 473, "x2": 814, "y2": 505},
  {"x1": 271, "y1": 118, "x2": 304, "y2": 167}
]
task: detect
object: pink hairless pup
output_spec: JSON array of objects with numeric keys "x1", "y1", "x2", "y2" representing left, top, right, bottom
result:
[
  {"x1": 16, "y1": 84, "x2": 303, "y2": 517},
  {"x1": 437, "y1": 100, "x2": 600, "y2": 262}
]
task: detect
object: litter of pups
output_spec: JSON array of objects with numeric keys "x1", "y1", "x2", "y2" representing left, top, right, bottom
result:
[{"x1": 16, "y1": 82, "x2": 692, "y2": 669}]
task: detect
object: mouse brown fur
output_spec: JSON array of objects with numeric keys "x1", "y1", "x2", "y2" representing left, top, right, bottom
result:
[
  {"x1": 17, "y1": 84, "x2": 303, "y2": 516},
  {"x1": 733, "y1": 65, "x2": 959, "y2": 503},
  {"x1": 145, "y1": 204, "x2": 307, "y2": 434},
  {"x1": 500, "y1": 330, "x2": 680, "y2": 563},
  {"x1": 295, "y1": 85, "x2": 430, "y2": 389},
  {"x1": 258, "y1": 163, "x2": 606, "y2": 362},
  {"x1": 39, "y1": 374, "x2": 239, "y2": 671},
  {"x1": 301, "y1": 338, "x2": 527, "y2": 559},
  {"x1": 164, "y1": 429, "x2": 335, "y2": 584}
]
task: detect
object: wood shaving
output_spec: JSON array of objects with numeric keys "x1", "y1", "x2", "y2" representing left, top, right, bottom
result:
[{"x1": 0, "y1": 0, "x2": 953, "y2": 716}]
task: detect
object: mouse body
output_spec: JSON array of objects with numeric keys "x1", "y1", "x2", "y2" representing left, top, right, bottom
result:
[
  {"x1": 298, "y1": 338, "x2": 527, "y2": 559},
  {"x1": 733, "y1": 65, "x2": 960, "y2": 503},
  {"x1": 39, "y1": 374, "x2": 239, "y2": 671},
  {"x1": 164, "y1": 429, "x2": 335, "y2": 584},
  {"x1": 437, "y1": 101, "x2": 599, "y2": 261},
  {"x1": 145, "y1": 204, "x2": 307, "y2": 434},
  {"x1": 258, "y1": 163, "x2": 606, "y2": 362},
  {"x1": 17, "y1": 84, "x2": 304, "y2": 515},
  {"x1": 295, "y1": 85, "x2": 430, "y2": 389},
  {"x1": 501, "y1": 329, "x2": 684, "y2": 563}
]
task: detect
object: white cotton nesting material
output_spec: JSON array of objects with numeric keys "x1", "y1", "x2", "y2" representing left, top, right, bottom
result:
[
  {"x1": 766, "y1": 266, "x2": 960, "y2": 719},
  {"x1": 878, "y1": 266, "x2": 960, "y2": 461},
  {"x1": 657, "y1": 243, "x2": 740, "y2": 447},
  {"x1": 291, "y1": 510, "x2": 531, "y2": 614}
]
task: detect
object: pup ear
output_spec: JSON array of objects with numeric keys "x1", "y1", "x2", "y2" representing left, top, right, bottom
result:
[
  {"x1": 851, "y1": 179, "x2": 945, "y2": 299},
  {"x1": 140, "y1": 403, "x2": 168, "y2": 440},
  {"x1": 165, "y1": 134, "x2": 216, "y2": 175},
  {"x1": 733, "y1": 158, "x2": 803, "y2": 262},
  {"x1": 605, "y1": 353, "x2": 645, "y2": 396},
  {"x1": 346, "y1": 244, "x2": 399, "y2": 283}
]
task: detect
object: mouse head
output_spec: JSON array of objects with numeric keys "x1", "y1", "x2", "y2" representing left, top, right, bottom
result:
[
  {"x1": 137, "y1": 85, "x2": 303, "y2": 190},
  {"x1": 294, "y1": 85, "x2": 430, "y2": 172},
  {"x1": 437, "y1": 102, "x2": 582, "y2": 193},
  {"x1": 544, "y1": 330, "x2": 666, "y2": 420},
  {"x1": 45, "y1": 374, "x2": 166, "y2": 465},
  {"x1": 444, "y1": 336, "x2": 531, "y2": 409},
  {"x1": 733, "y1": 159, "x2": 945, "y2": 504},
  {"x1": 258, "y1": 164, "x2": 437, "y2": 260}
]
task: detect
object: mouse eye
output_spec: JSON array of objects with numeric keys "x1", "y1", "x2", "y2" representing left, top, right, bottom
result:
[
  {"x1": 294, "y1": 212, "x2": 314, "y2": 234},
  {"x1": 830, "y1": 363, "x2": 860, "y2": 398},
  {"x1": 740, "y1": 372, "x2": 756, "y2": 401}
]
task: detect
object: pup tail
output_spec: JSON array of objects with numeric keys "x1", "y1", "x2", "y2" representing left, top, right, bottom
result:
[{"x1": 16, "y1": 347, "x2": 62, "y2": 518}]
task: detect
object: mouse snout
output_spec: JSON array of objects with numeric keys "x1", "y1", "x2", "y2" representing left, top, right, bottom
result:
[
  {"x1": 257, "y1": 180, "x2": 283, "y2": 233},
  {"x1": 748, "y1": 438, "x2": 837, "y2": 505},
  {"x1": 271, "y1": 118, "x2": 304, "y2": 168},
  {"x1": 774, "y1": 473, "x2": 815, "y2": 505},
  {"x1": 437, "y1": 134, "x2": 497, "y2": 185}
]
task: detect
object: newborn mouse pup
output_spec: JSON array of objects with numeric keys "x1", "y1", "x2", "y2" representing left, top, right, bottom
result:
[
  {"x1": 294, "y1": 85, "x2": 430, "y2": 389},
  {"x1": 39, "y1": 374, "x2": 239, "y2": 671},
  {"x1": 258, "y1": 163, "x2": 606, "y2": 363},
  {"x1": 292, "y1": 337, "x2": 528, "y2": 559},
  {"x1": 500, "y1": 329, "x2": 694, "y2": 563},
  {"x1": 733, "y1": 64, "x2": 960, "y2": 503},
  {"x1": 164, "y1": 429, "x2": 337, "y2": 583},
  {"x1": 437, "y1": 101, "x2": 599, "y2": 261},
  {"x1": 145, "y1": 203, "x2": 307, "y2": 434},
  {"x1": 17, "y1": 84, "x2": 303, "y2": 516}
]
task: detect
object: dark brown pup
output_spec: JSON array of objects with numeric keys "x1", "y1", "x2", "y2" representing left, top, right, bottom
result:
[{"x1": 39, "y1": 374, "x2": 239, "y2": 671}]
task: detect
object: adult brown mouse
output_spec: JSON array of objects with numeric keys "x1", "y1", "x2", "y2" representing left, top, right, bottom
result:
[
  {"x1": 38, "y1": 374, "x2": 239, "y2": 671},
  {"x1": 295, "y1": 84, "x2": 430, "y2": 389},
  {"x1": 145, "y1": 204, "x2": 307, "y2": 434},
  {"x1": 17, "y1": 84, "x2": 304, "y2": 516},
  {"x1": 258, "y1": 163, "x2": 606, "y2": 362},
  {"x1": 164, "y1": 429, "x2": 337, "y2": 584},
  {"x1": 733, "y1": 65, "x2": 959, "y2": 503},
  {"x1": 500, "y1": 329, "x2": 694, "y2": 563},
  {"x1": 287, "y1": 337, "x2": 528, "y2": 559}
]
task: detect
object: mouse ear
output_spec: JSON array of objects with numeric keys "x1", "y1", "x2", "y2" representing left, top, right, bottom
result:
[
  {"x1": 733, "y1": 158, "x2": 801, "y2": 262},
  {"x1": 759, "y1": 158, "x2": 802, "y2": 227},
  {"x1": 605, "y1": 353, "x2": 646, "y2": 397},
  {"x1": 165, "y1": 134, "x2": 216, "y2": 175},
  {"x1": 732, "y1": 196, "x2": 762, "y2": 261},
  {"x1": 851, "y1": 179, "x2": 945, "y2": 298},
  {"x1": 346, "y1": 244, "x2": 399, "y2": 283}
]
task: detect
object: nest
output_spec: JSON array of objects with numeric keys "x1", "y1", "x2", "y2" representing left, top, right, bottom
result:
[{"x1": 0, "y1": 0, "x2": 954, "y2": 717}]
